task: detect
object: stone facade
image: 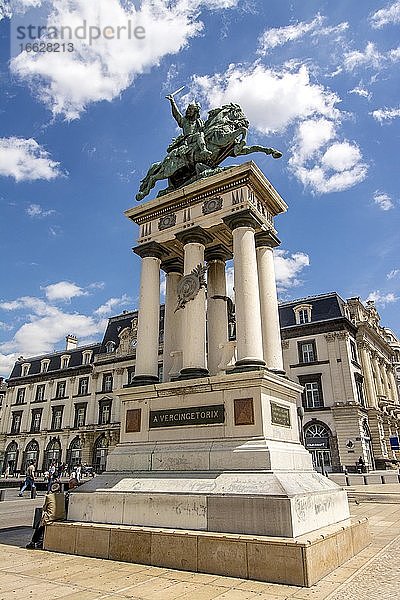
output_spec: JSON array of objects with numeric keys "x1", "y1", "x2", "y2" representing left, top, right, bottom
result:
[
  {"x1": 0, "y1": 310, "x2": 163, "y2": 475},
  {"x1": 280, "y1": 293, "x2": 400, "y2": 473}
]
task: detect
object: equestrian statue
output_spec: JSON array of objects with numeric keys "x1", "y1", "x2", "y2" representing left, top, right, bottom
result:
[{"x1": 136, "y1": 89, "x2": 282, "y2": 201}]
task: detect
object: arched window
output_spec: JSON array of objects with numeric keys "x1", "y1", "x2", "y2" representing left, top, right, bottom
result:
[
  {"x1": 23, "y1": 439, "x2": 39, "y2": 473},
  {"x1": 304, "y1": 421, "x2": 332, "y2": 473},
  {"x1": 44, "y1": 438, "x2": 62, "y2": 472},
  {"x1": 92, "y1": 435, "x2": 109, "y2": 473},
  {"x1": 68, "y1": 437, "x2": 82, "y2": 470},
  {"x1": 3, "y1": 441, "x2": 18, "y2": 475}
]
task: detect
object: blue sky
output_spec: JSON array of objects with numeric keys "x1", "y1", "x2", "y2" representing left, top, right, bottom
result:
[{"x1": 0, "y1": 0, "x2": 399, "y2": 376}]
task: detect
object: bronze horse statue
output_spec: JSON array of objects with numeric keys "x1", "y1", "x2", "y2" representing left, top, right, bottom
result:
[{"x1": 136, "y1": 102, "x2": 282, "y2": 201}]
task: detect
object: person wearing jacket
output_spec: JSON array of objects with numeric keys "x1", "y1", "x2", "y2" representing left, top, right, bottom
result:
[{"x1": 26, "y1": 481, "x2": 66, "y2": 549}]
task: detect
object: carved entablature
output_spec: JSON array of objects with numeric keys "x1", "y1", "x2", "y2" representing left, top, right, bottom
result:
[
  {"x1": 202, "y1": 196, "x2": 223, "y2": 215},
  {"x1": 324, "y1": 333, "x2": 336, "y2": 343},
  {"x1": 158, "y1": 212, "x2": 177, "y2": 231},
  {"x1": 281, "y1": 340, "x2": 290, "y2": 350}
]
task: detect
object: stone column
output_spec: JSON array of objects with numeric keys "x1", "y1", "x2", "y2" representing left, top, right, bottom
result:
[
  {"x1": 161, "y1": 258, "x2": 183, "y2": 382},
  {"x1": 371, "y1": 353, "x2": 384, "y2": 397},
  {"x1": 255, "y1": 232, "x2": 284, "y2": 374},
  {"x1": 388, "y1": 368, "x2": 399, "y2": 403},
  {"x1": 132, "y1": 242, "x2": 164, "y2": 385},
  {"x1": 381, "y1": 359, "x2": 391, "y2": 400},
  {"x1": 176, "y1": 227, "x2": 212, "y2": 379},
  {"x1": 223, "y1": 211, "x2": 265, "y2": 370},
  {"x1": 359, "y1": 342, "x2": 377, "y2": 408},
  {"x1": 205, "y1": 245, "x2": 232, "y2": 375}
]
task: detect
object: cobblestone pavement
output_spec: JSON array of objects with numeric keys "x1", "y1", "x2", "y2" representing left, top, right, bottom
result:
[{"x1": 0, "y1": 486, "x2": 399, "y2": 600}]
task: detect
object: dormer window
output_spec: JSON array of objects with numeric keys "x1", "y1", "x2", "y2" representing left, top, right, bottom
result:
[
  {"x1": 61, "y1": 355, "x2": 70, "y2": 369},
  {"x1": 105, "y1": 341, "x2": 115, "y2": 354},
  {"x1": 21, "y1": 363, "x2": 30, "y2": 377},
  {"x1": 82, "y1": 351, "x2": 92, "y2": 365},
  {"x1": 41, "y1": 359, "x2": 50, "y2": 373},
  {"x1": 294, "y1": 304, "x2": 312, "y2": 325}
]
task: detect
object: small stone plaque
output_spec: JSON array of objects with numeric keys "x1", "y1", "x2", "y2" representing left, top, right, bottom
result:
[
  {"x1": 234, "y1": 398, "x2": 254, "y2": 426},
  {"x1": 126, "y1": 408, "x2": 141, "y2": 433},
  {"x1": 149, "y1": 404, "x2": 224, "y2": 428},
  {"x1": 271, "y1": 402, "x2": 291, "y2": 427}
]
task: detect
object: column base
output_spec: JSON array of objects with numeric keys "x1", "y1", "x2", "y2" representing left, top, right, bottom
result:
[
  {"x1": 130, "y1": 375, "x2": 159, "y2": 386},
  {"x1": 267, "y1": 368, "x2": 286, "y2": 377},
  {"x1": 177, "y1": 367, "x2": 210, "y2": 380},
  {"x1": 232, "y1": 358, "x2": 266, "y2": 373}
]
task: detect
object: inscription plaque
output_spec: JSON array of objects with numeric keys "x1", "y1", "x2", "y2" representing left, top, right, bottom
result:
[
  {"x1": 271, "y1": 402, "x2": 291, "y2": 427},
  {"x1": 126, "y1": 408, "x2": 141, "y2": 433},
  {"x1": 149, "y1": 404, "x2": 224, "y2": 428}
]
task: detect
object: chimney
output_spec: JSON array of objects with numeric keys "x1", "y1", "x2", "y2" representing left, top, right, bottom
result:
[{"x1": 65, "y1": 334, "x2": 78, "y2": 351}]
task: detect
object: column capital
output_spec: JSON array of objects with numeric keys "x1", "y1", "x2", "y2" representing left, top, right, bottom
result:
[
  {"x1": 223, "y1": 209, "x2": 264, "y2": 231},
  {"x1": 204, "y1": 244, "x2": 233, "y2": 263},
  {"x1": 161, "y1": 257, "x2": 184, "y2": 274},
  {"x1": 133, "y1": 241, "x2": 166, "y2": 259},
  {"x1": 175, "y1": 226, "x2": 213, "y2": 246},
  {"x1": 255, "y1": 231, "x2": 281, "y2": 249}
]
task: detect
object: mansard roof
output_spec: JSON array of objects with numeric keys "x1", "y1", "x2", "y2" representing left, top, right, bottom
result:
[
  {"x1": 8, "y1": 342, "x2": 102, "y2": 380},
  {"x1": 278, "y1": 292, "x2": 348, "y2": 328}
]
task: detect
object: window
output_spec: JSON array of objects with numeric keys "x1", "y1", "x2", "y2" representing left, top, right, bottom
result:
[
  {"x1": 298, "y1": 375, "x2": 324, "y2": 409},
  {"x1": 55, "y1": 381, "x2": 66, "y2": 399},
  {"x1": 10, "y1": 411, "x2": 22, "y2": 434},
  {"x1": 102, "y1": 373, "x2": 113, "y2": 393},
  {"x1": 51, "y1": 406, "x2": 64, "y2": 430},
  {"x1": 16, "y1": 388, "x2": 26, "y2": 405},
  {"x1": 298, "y1": 341, "x2": 316, "y2": 364},
  {"x1": 294, "y1": 304, "x2": 312, "y2": 325},
  {"x1": 158, "y1": 363, "x2": 163, "y2": 382},
  {"x1": 105, "y1": 341, "x2": 115, "y2": 354},
  {"x1": 21, "y1": 363, "x2": 30, "y2": 377},
  {"x1": 82, "y1": 351, "x2": 92, "y2": 365},
  {"x1": 78, "y1": 377, "x2": 89, "y2": 396},
  {"x1": 127, "y1": 367, "x2": 135, "y2": 385},
  {"x1": 74, "y1": 404, "x2": 87, "y2": 428},
  {"x1": 35, "y1": 385, "x2": 45, "y2": 402},
  {"x1": 61, "y1": 355, "x2": 70, "y2": 369},
  {"x1": 99, "y1": 400, "x2": 112, "y2": 425},
  {"x1": 30, "y1": 409, "x2": 42, "y2": 433},
  {"x1": 355, "y1": 375, "x2": 366, "y2": 407},
  {"x1": 0, "y1": 393, "x2": 4, "y2": 407},
  {"x1": 41, "y1": 360, "x2": 50, "y2": 373},
  {"x1": 350, "y1": 340, "x2": 359, "y2": 363}
]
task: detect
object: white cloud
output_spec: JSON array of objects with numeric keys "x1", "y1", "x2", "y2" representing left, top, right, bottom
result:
[
  {"x1": 370, "y1": 1, "x2": 400, "y2": 28},
  {"x1": 343, "y1": 42, "x2": 400, "y2": 72},
  {"x1": 94, "y1": 294, "x2": 130, "y2": 316},
  {"x1": 26, "y1": 203, "x2": 56, "y2": 218},
  {"x1": 189, "y1": 61, "x2": 367, "y2": 195},
  {"x1": 365, "y1": 291, "x2": 398, "y2": 307},
  {"x1": 370, "y1": 107, "x2": 400, "y2": 123},
  {"x1": 274, "y1": 250, "x2": 310, "y2": 291},
  {"x1": 321, "y1": 142, "x2": 362, "y2": 172},
  {"x1": 258, "y1": 14, "x2": 324, "y2": 54},
  {"x1": 0, "y1": 321, "x2": 13, "y2": 331},
  {"x1": 11, "y1": 0, "x2": 239, "y2": 120},
  {"x1": 0, "y1": 353, "x2": 17, "y2": 378},
  {"x1": 42, "y1": 281, "x2": 88, "y2": 302},
  {"x1": 373, "y1": 191, "x2": 395, "y2": 211},
  {"x1": 387, "y1": 269, "x2": 399, "y2": 280},
  {"x1": 348, "y1": 86, "x2": 371, "y2": 100},
  {"x1": 0, "y1": 137, "x2": 62, "y2": 181},
  {"x1": 189, "y1": 63, "x2": 340, "y2": 134}
]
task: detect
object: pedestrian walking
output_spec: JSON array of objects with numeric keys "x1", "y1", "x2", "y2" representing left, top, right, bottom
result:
[
  {"x1": 26, "y1": 482, "x2": 66, "y2": 549},
  {"x1": 19, "y1": 461, "x2": 36, "y2": 498}
]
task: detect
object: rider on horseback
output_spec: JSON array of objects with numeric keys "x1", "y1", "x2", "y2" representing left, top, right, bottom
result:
[{"x1": 165, "y1": 95, "x2": 213, "y2": 164}]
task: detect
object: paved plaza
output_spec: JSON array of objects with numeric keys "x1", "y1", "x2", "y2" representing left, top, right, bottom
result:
[{"x1": 0, "y1": 484, "x2": 399, "y2": 599}]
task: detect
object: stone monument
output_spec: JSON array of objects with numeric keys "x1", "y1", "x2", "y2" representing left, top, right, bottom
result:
[{"x1": 45, "y1": 98, "x2": 369, "y2": 586}]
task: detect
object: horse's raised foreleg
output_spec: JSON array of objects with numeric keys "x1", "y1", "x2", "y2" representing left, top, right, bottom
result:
[
  {"x1": 136, "y1": 162, "x2": 163, "y2": 201},
  {"x1": 235, "y1": 144, "x2": 282, "y2": 159}
]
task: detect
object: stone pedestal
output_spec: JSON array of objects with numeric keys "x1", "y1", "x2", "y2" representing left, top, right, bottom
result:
[{"x1": 52, "y1": 163, "x2": 369, "y2": 586}]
